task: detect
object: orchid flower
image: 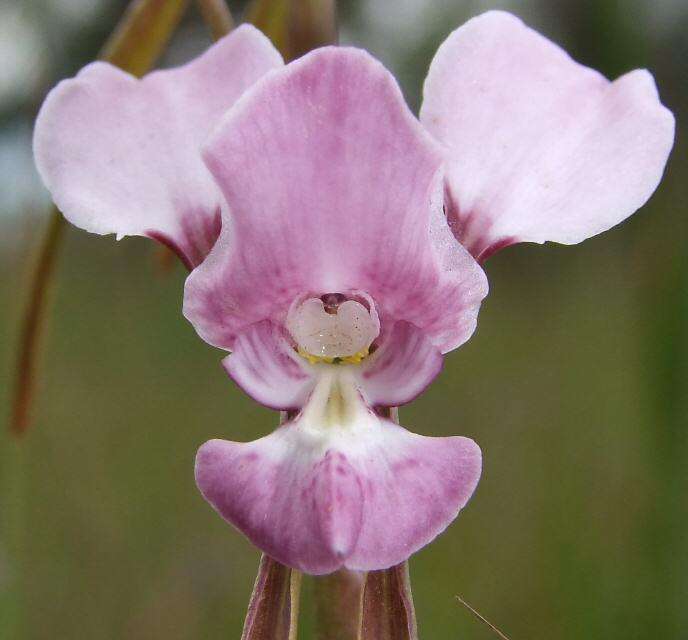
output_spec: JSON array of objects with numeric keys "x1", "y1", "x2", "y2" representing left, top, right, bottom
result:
[{"x1": 33, "y1": 11, "x2": 673, "y2": 576}]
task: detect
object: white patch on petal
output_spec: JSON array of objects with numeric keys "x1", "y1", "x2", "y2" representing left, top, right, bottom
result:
[
  {"x1": 300, "y1": 368, "x2": 375, "y2": 433},
  {"x1": 287, "y1": 296, "x2": 379, "y2": 360}
]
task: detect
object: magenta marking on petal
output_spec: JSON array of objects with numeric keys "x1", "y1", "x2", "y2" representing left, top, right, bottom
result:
[
  {"x1": 145, "y1": 230, "x2": 194, "y2": 271},
  {"x1": 146, "y1": 206, "x2": 224, "y2": 269},
  {"x1": 312, "y1": 451, "x2": 363, "y2": 560},
  {"x1": 443, "y1": 183, "x2": 518, "y2": 262},
  {"x1": 223, "y1": 320, "x2": 316, "y2": 411},
  {"x1": 475, "y1": 236, "x2": 518, "y2": 263}
]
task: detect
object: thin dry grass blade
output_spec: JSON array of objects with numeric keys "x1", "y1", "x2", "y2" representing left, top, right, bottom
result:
[{"x1": 455, "y1": 595, "x2": 512, "y2": 640}]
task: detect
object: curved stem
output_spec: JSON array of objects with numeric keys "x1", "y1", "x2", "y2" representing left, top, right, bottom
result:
[
  {"x1": 11, "y1": 208, "x2": 64, "y2": 435},
  {"x1": 242, "y1": 555, "x2": 301, "y2": 640},
  {"x1": 10, "y1": 0, "x2": 189, "y2": 436},
  {"x1": 99, "y1": 0, "x2": 190, "y2": 77},
  {"x1": 246, "y1": 0, "x2": 337, "y2": 61},
  {"x1": 197, "y1": 0, "x2": 235, "y2": 40}
]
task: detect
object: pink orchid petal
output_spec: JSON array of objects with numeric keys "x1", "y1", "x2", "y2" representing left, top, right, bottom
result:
[
  {"x1": 33, "y1": 25, "x2": 283, "y2": 268},
  {"x1": 356, "y1": 321, "x2": 443, "y2": 407},
  {"x1": 184, "y1": 47, "x2": 488, "y2": 353},
  {"x1": 195, "y1": 416, "x2": 481, "y2": 574},
  {"x1": 420, "y1": 11, "x2": 675, "y2": 260},
  {"x1": 222, "y1": 320, "x2": 316, "y2": 411}
]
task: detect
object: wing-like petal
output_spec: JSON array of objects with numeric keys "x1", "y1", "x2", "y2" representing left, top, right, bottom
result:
[
  {"x1": 420, "y1": 11, "x2": 675, "y2": 260},
  {"x1": 184, "y1": 47, "x2": 488, "y2": 352},
  {"x1": 222, "y1": 320, "x2": 316, "y2": 411},
  {"x1": 33, "y1": 25, "x2": 283, "y2": 268},
  {"x1": 356, "y1": 321, "x2": 443, "y2": 407}
]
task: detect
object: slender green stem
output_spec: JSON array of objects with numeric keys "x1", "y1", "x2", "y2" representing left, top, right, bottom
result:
[
  {"x1": 99, "y1": 0, "x2": 190, "y2": 77},
  {"x1": 313, "y1": 569, "x2": 366, "y2": 640},
  {"x1": 359, "y1": 563, "x2": 417, "y2": 640},
  {"x1": 289, "y1": 570, "x2": 303, "y2": 640},
  {"x1": 242, "y1": 555, "x2": 300, "y2": 640},
  {"x1": 246, "y1": 0, "x2": 337, "y2": 61},
  {"x1": 196, "y1": 0, "x2": 235, "y2": 40},
  {"x1": 288, "y1": 0, "x2": 338, "y2": 59},
  {"x1": 11, "y1": 208, "x2": 64, "y2": 435}
]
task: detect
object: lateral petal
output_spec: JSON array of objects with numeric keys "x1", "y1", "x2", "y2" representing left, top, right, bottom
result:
[
  {"x1": 356, "y1": 321, "x2": 443, "y2": 407},
  {"x1": 222, "y1": 320, "x2": 316, "y2": 411},
  {"x1": 34, "y1": 25, "x2": 283, "y2": 268},
  {"x1": 421, "y1": 11, "x2": 675, "y2": 259}
]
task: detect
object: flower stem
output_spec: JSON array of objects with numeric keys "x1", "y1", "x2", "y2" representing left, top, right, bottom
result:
[
  {"x1": 99, "y1": 0, "x2": 190, "y2": 77},
  {"x1": 242, "y1": 555, "x2": 302, "y2": 640},
  {"x1": 10, "y1": 0, "x2": 189, "y2": 436},
  {"x1": 359, "y1": 563, "x2": 418, "y2": 640},
  {"x1": 11, "y1": 207, "x2": 64, "y2": 435},
  {"x1": 196, "y1": 0, "x2": 234, "y2": 40},
  {"x1": 313, "y1": 569, "x2": 366, "y2": 640},
  {"x1": 246, "y1": 0, "x2": 337, "y2": 61},
  {"x1": 289, "y1": 569, "x2": 303, "y2": 640}
]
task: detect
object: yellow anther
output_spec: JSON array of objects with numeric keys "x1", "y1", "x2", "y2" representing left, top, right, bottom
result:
[
  {"x1": 340, "y1": 349, "x2": 369, "y2": 364},
  {"x1": 296, "y1": 347, "x2": 370, "y2": 365}
]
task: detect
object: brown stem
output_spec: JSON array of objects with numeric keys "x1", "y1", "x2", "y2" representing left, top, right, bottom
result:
[
  {"x1": 246, "y1": 0, "x2": 337, "y2": 61},
  {"x1": 11, "y1": 208, "x2": 64, "y2": 435},
  {"x1": 288, "y1": 0, "x2": 338, "y2": 59},
  {"x1": 196, "y1": 0, "x2": 235, "y2": 40},
  {"x1": 10, "y1": 0, "x2": 189, "y2": 436},
  {"x1": 99, "y1": 0, "x2": 190, "y2": 77},
  {"x1": 242, "y1": 555, "x2": 301, "y2": 640},
  {"x1": 359, "y1": 563, "x2": 418, "y2": 640}
]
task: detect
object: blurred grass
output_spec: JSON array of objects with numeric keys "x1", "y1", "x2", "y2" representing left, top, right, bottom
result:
[{"x1": 1, "y1": 1, "x2": 687, "y2": 639}]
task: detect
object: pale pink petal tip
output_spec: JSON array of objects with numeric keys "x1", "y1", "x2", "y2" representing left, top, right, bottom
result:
[
  {"x1": 421, "y1": 10, "x2": 675, "y2": 260},
  {"x1": 33, "y1": 25, "x2": 283, "y2": 268},
  {"x1": 195, "y1": 372, "x2": 481, "y2": 574}
]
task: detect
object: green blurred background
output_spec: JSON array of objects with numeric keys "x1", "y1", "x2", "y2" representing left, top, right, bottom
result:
[{"x1": 1, "y1": 1, "x2": 686, "y2": 638}]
